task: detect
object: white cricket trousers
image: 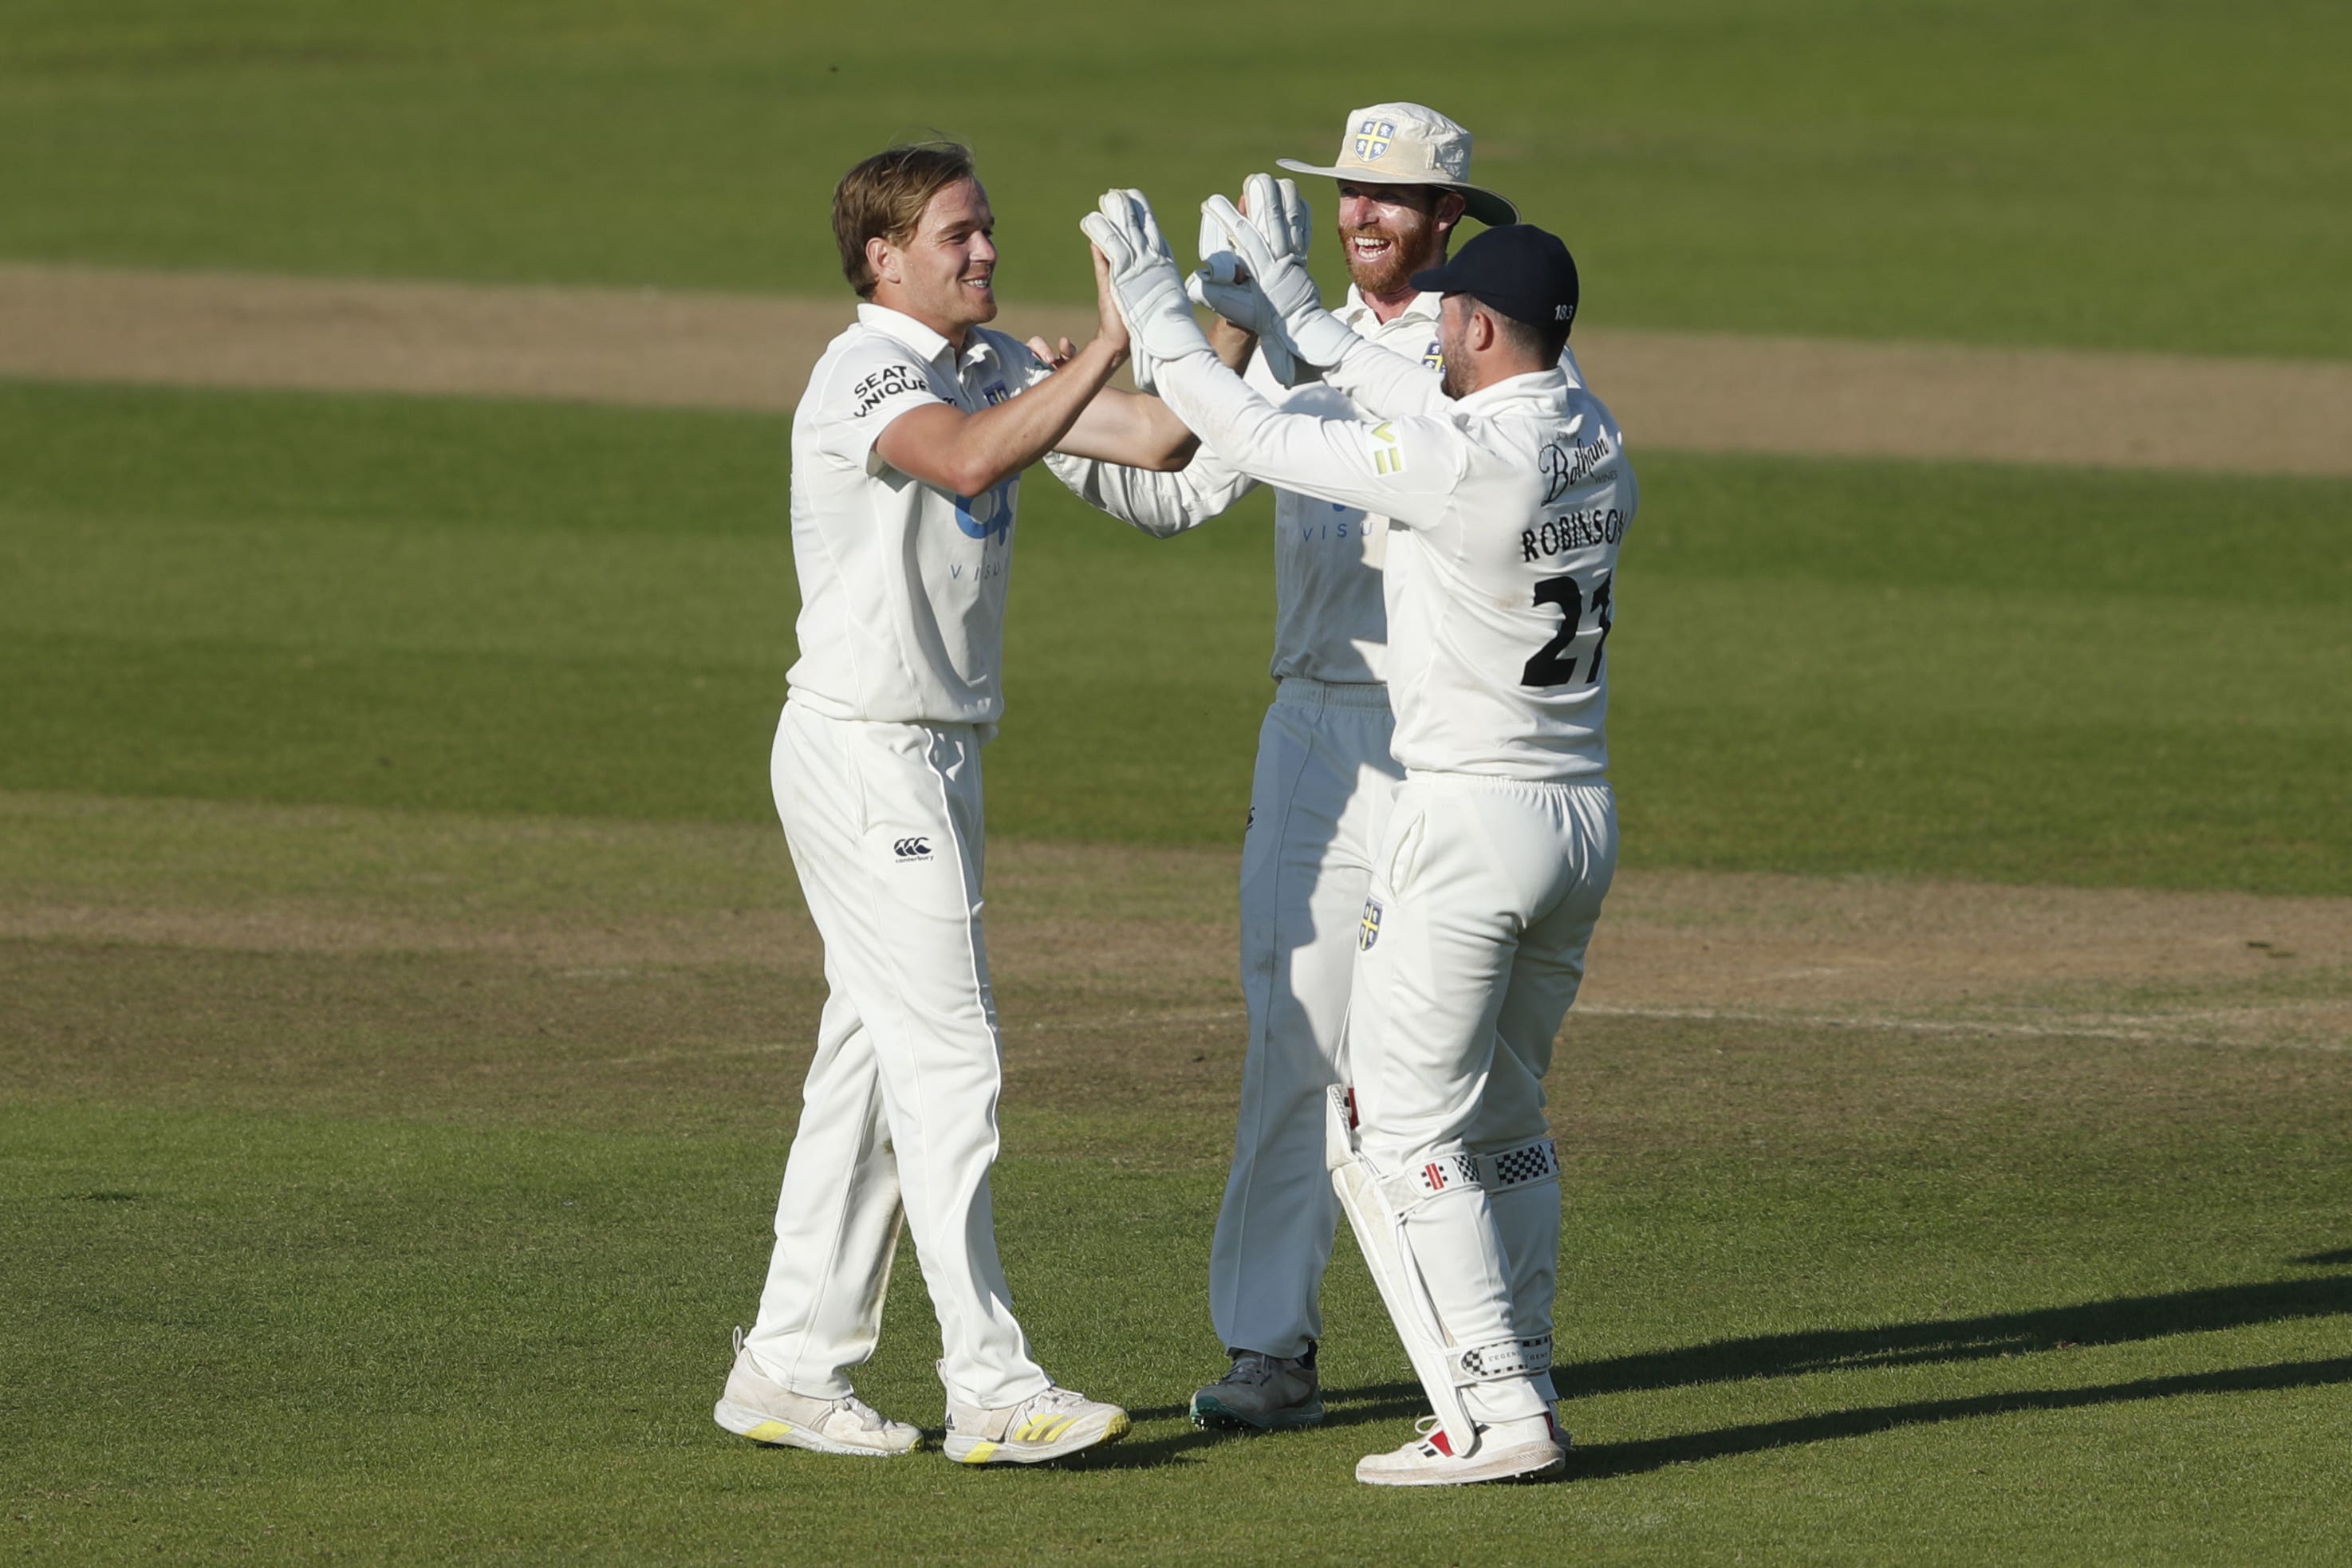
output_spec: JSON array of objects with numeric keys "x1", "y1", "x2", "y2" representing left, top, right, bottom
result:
[
  {"x1": 743, "y1": 699, "x2": 1049, "y2": 1411},
  {"x1": 1349, "y1": 770, "x2": 1616, "y2": 1423},
  {"x1": 1211, "y1": 678, "x2": 1401, "y2": 1359}
]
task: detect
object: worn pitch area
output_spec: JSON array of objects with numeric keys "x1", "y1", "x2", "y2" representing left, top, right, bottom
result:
[
  {"x1": 3, "y1": 263, "x2": 2350, "y2": 476},
  {"x1": 7, "y1": 794, "x2": 2346, "y2": 1145}
]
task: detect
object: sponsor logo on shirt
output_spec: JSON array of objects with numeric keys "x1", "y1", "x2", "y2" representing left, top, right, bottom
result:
[
  {"x1": 849, "y1": 363, "x2": 934, "y2": 417},
  {"x1": 893, "y1": 836, "x2": 932, "y2": 861},
  {"x1": 953, "y1": 476, "x2": 1017, "y2": 544},
  {"x1": 1540, "y1": 437, "x2": 1616, "y2": 504}
]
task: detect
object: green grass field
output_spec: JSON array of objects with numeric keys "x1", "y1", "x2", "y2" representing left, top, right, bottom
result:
[
  {"x1": 4, "y1": 0, "x2": 2349, "y2": 355},
  {"x1": 6, "y1": 796, "x2": 2350, "y2": 1562},
  {"x1": 4, "y1": 381, "x2": 2344, "y2": 886},
  {"x1": 4, "y1": 0, "x2": 2350, "y2": 1561}
]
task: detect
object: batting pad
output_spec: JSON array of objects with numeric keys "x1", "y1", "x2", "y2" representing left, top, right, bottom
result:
[{"x1": 1326, "y1": 1087, "x2": 1542, "y2": 1455}]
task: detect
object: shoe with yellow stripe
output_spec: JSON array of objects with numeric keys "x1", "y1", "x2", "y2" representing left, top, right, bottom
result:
[
  {"x1": 943, "y1": 1384, "x2": 1130, "y2": 1465},
  {"x1": 713, "y1": 1328, "x2": 920, "y2": 1457}
]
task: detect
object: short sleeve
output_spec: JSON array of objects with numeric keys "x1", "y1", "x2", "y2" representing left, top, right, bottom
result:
[
  {"x1": 973, "y1": 329, "x2": 1055, "y2": 395},
  {"x1": 812, "y1": 338, "x2": 951, "y2": 473}
]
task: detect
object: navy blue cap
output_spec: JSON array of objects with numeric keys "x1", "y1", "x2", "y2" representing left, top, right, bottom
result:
[{"x1": 1409, "y1": 223, "x2": 1578, "y2": 335}]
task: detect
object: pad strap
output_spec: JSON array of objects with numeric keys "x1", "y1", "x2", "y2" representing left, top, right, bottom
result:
[
  {"x1": 1379, "y1": 1151, "x2": 1479, "y2": 1211},
  {"x1": 1455, "y1": 1334, "x2": 1554, "y2": 1383},
  {"x1": 1374, "y1": 1139, "x2": 1558, "y2": 1209},
  {"x1": 1474, "y1": 1137, "x2": 1560, "y2": 1192}
]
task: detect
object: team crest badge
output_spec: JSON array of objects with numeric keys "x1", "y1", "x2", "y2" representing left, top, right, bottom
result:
[
  {"x1": 1353, "y1": 118, "x2": 1396, "y2": 160},
  {"x1": 1359, "y1": 898, "x2": 1383, "y2": 951},
  {"x1": 1421, "y1": 339, "x2": 1444, "y2": 371}
]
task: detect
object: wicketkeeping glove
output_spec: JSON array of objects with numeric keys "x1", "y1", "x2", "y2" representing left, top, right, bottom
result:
[
  {"x1": 1188, "y1": 173, "x2": 1312, "y2": 388},
  {"x1": 1200, "y1": 188, "x2": 1358, "y2": 372},
  {"x1": 1080, "y1": 189, "x2": 1214, "y2": 372}
]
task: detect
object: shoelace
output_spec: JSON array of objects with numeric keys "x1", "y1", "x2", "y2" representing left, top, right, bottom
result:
[
  {"x1": 1218, "y1": 1354, "x2": 1279, "y2": 1388},
  {"x1": 825, "y1": 1395, "x2": 894, "y2": 1433}
]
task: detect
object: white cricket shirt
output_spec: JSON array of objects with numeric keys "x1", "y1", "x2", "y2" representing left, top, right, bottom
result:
[
  {"x1": 1152, "y1": 340, "x2": 1636, "y2": 781},
  {"x1": 1259, "y1": 287, "x2": 1447, "y2": 684},
  {"x1": 1066, "y1": 287, "x2": 1590, "y2": 692},
  {"x1": 786, "y1": 303, "x2": 1074, "y2": 727}
]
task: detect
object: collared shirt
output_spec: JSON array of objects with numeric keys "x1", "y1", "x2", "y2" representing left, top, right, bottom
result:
[
  {"x1": 1154, "y1": 339, "x2": 1635, "y2": 781},
  {"x1": 1067, "y1": 287, "x2": 1590, "y2": 690},
  {"x1": 1258, "y1": 286, "x2": 1448, "y2": 685},
  {"x1": 786, "y1": 303, "x2": 1055, "y2": 726}
]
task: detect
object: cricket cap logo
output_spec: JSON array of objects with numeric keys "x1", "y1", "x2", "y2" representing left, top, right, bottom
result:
[{"x1": 1277, "y1": 101, "x2": 1522, "y2": 228}]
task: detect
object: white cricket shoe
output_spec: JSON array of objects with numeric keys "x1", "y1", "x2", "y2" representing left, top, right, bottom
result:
[
  {"x1": 712, "y1": 1328, "x2": 919, "y2": 1457},
  {"x1": 1355, "y1": 1410, "x2": 1569, "y2": 1487},
  {"x1": 1189, "y1": 1346, "x2": 1324, "y2": 1431},
  {"x1": 942, "y1": 1383, "x2": 1130, "y2": 1465}
]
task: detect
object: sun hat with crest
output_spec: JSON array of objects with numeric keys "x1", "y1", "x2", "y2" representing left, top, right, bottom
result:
[{"x1": 1275, "y1": 102, "x2": 1519, "y2": 227}]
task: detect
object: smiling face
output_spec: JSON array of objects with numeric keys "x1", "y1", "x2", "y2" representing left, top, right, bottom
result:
[
  {"x1": 869, "y1": 177, "x2": 999, "y2": 346},
  {"x1": 1335, "y1": 181, "x2": 1464, "y2": 297}
]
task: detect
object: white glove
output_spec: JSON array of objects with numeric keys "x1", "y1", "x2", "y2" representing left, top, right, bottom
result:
[
  {"x1": 1080, "y1": 189, "x2": 1213, "y2": 375},
  {"x1": 1188, "y1": 174, "x2": 1311, "y2": 387},
  {"x1": 1081, "y1": 190, "x2": 1160, "y2": 395},
  {"x1": 1201, "y1": 189, "x2": 1358, "y2": 372}
]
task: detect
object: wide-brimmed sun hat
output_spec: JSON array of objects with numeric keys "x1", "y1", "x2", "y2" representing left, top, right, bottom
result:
[{"x1": 1275, "y1": 102, "x2": 1519, "y2": 227}]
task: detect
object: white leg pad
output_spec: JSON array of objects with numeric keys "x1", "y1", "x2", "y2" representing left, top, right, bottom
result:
[
  {"x1": 1326, "y1": 1089, "x2": 1550, "y2": 1455},
  {"x1": 1478, "y1": 1135, "x2": 1562, "y2": 1403}
]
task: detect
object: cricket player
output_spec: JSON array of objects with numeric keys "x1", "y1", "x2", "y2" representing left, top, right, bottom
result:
[
  {"x1": 1055, "y1": 104, "x2": 1574, "y2": 1434},
  {"x1": 713, "y1": 142, "x2": 1204, "y2": 1467},
  {"x1": 1085, "y1": 195, "x2": 1633, "y2": 1484}
]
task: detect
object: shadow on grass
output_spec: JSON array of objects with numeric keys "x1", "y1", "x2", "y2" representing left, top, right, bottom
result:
[
  {"x1": 1118, "y1": 1354, "x2": 2352, "y2": 1471},
  {"x1": 1300, "y1": 1268, "x2": 2352, "y2": 1432},
  {"x1": 1570, "y1": 1272, "x2": 2352, "y2": 1397},
  {"x1": 1567, "y1": 1356, "x2": 2352, "y2": 1481},
  {"x1": 1046, "y1": 1428, "x2": 1215, "y2": 1469}
]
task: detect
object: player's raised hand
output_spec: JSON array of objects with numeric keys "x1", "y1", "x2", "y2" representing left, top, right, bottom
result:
[
  {"x1": 1084, "y1": 194, "x2": 1153, "y2": 389},
  {"x1": 1201, "y1": 186, "x2": 1355, "y2": 372},
  {"x1": 1026, "y1": 334, "x2": 1079, "y2": 372},
  {"x1": 1251, "y1": 171, "x2": 1314, "y2": 269},
  {"x1": 1081, "y1": 189, "x2": 1213, "y2": 372},
  {"x1": 1190, "y1": 173, "x2": 1312, "y2": 385},
  {"x1": 1085, "y1": 229, "x2": 1144, "y2": 385}
]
